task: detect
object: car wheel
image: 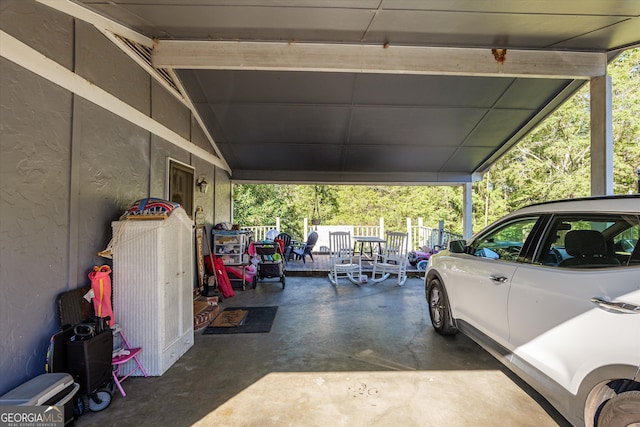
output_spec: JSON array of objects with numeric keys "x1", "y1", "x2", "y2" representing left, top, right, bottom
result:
[
  {"x1": 597, "y1": 391, "x2": 640, "y2": 427},
  {"x1": 427, "y1": 277, "x2": 458, "y2": 335},
  {"x1": 416, "y1": 260, "x2": 428, "y2": 271}
]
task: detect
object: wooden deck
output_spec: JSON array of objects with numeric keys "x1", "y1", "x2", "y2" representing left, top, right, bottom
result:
[{"x1": 283, "y1": 253, "x2": 421, "y2": 277}]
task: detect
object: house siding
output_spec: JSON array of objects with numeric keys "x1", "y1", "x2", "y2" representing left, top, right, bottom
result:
[{"x1": 0, "y1": 0, "x2": 231, "y2": 394}]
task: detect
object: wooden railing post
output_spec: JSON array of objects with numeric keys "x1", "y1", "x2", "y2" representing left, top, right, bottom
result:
[
  {"x1": 406, "y1": 218, "x2": 412, "y2": 250},
  {"x1": 379, "y1": 217, "x2": 384, "y2": 239}
]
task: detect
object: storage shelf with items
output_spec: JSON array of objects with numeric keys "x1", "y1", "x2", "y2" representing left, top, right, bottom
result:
[{"x1": 212, "y1": 231, "x2": 249, "y2": 265}]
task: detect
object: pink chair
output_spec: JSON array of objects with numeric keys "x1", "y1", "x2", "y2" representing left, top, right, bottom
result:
[{"x1": 111, "y1": 327, "x2": 147, "y2": 397}]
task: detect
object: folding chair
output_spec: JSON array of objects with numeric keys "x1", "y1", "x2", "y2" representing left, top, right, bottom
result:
[
  {"x1": 327, "y1": 231, "x2": 362, "y2": 285},
  {"x1": 111, "y1": 325, "x2": 147, "y2": 397},
  {"x1": 371, "y1": 231, "x2": 409, "y2": 286}
]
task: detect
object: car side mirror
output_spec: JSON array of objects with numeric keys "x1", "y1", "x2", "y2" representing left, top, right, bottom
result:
[{"x1": 449, "y1": 240, "x2": 467, "y2": 253}]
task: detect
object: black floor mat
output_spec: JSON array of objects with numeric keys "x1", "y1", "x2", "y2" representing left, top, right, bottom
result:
[{"x1": 202, "y1": 306, "x2": 278, "y2": 334}]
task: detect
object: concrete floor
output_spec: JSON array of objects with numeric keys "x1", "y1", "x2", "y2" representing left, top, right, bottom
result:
[{"x1": 76, "y1": 276, "x2": 570, "y2": 427}]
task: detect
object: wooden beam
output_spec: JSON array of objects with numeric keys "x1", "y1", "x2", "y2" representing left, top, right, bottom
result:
[
  {"x1": 153, "y1": 40, "x2": 606, "y2": 79},
  {"x1": 35, "y1": 0, "x2": 153, "y2": 48},
  {"x1": 229, "y1": 169, "x2": 480, "y2": 185},
  {"x1": 0, "y1": 30, "x2": 229, "y2": 172}
]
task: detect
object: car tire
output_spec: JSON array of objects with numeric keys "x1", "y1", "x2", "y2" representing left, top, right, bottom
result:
[
  {"x1": 427, "y1": 277, "x2": 458, "y2": 336},
  {"x1": 597, "y1": 391, "x2": 640, "y2": 427}
]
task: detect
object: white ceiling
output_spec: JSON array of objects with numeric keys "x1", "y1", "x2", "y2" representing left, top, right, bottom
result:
[{"x1": 75, "y1": 0, "x2": 640, "y2": 184}]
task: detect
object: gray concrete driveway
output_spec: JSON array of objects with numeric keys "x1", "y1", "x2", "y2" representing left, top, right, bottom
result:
[{"x1": 77, "y1": 276, "x2": 570, "y2": 427}]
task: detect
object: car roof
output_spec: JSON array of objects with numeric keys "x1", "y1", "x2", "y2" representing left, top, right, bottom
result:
[{"x1": 510, "y1": 195, "x2": 640, "y2": 217}]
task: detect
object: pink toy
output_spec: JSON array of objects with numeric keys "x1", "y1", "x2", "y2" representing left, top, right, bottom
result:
[{"x1": 88, "y1": 265, "x2": 115, "y2": 326}]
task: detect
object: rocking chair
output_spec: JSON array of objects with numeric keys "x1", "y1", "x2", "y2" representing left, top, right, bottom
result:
[
  {"x1": 327, "y1": 231, "x2": 362, "y2": 285},
  {"x1": 371, "y1": 231, "x2": 408, "y2": 286}
]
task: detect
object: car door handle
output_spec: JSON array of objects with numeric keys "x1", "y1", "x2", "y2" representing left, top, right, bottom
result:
[
  {"x1": 489, "y1": 275, "x2": 508, "y2": 283},
  {"x1": 591, "y1": 297, "x2": 640, "y2": 314}
]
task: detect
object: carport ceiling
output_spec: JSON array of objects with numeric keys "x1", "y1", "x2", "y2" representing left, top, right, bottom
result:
[{"x1": 75, "y1": 0, "x2": 640, "y2": 184}]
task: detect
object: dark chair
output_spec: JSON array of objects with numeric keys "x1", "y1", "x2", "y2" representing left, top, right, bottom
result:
[
  {"x1": 292, "y1": 231, "x2": 319, "y2": 263},
  {"x1": 275, "y1": 232, "x2": 293, "y2": 263},
  {"x1": 559, "y1": 230, "x2": 620, "y2": 268}
]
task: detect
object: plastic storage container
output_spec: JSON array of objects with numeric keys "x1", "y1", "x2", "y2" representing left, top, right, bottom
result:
[
  {"x1": 213, "y1": 231, "x2": 248, "y2": 265},
  {"x1": 0, "y1": 373, "x2": 79, "y2": 425}
]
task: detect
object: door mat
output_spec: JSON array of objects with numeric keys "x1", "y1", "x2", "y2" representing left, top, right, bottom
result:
[
  {"x1": 210, "y1": 309, "x2": 248, "y2": 327},
  {"x1": 203, "y1": 306, "x2": 278, "y2": 334}
]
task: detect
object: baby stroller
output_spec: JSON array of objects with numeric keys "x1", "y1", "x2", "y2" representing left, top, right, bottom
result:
[{"x1": 253, "y1": 242, "x2": 285, "y2": 289}]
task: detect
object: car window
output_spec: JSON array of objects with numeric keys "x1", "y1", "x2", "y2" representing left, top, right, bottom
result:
[
  {"x1": 470, "y1": 217, "x2": 539, "y2": 262},
  {"x1": 537, "y1": 214, "x2": 640, "y2": 268}
]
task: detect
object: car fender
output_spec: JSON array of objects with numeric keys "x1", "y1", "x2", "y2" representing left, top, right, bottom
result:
[
  {"x1": 578, "y1": 364, "x2": 640, "y2": 427},
  {"x1": 424, "y1": 267, "x2": 458, "y2": 328}
]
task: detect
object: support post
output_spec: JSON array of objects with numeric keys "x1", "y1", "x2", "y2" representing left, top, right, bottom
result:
[
  {"x1": 463, "y1": 182, "x2": 473, "y2": 240},
  {"x1": 590, "y1": 75, "x2": 614, "y2": 196},
  {"x1": 303, "y1": 218, "x2": 308, "y2": 240}
]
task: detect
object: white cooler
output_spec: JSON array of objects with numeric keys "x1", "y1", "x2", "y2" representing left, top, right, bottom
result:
[{"x1": 0, "y1": 373, "x2": 79, "y2": 425}]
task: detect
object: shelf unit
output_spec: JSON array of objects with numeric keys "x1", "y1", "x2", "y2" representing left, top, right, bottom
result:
[{"x1": 212, "y1": 232, "x2": 248, "y2": 265}]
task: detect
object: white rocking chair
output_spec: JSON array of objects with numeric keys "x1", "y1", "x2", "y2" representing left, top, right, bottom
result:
[
  {"x1": 371, "y1": 231, "x2": 408, "y2": 286},
  {"x1": 328, "y1": 231, "x2": 362, "y2": 285}
]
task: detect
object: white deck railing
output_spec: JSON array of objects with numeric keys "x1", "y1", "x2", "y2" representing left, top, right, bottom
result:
[{"x1": 242, "y1": 217, "x2": 462, "y2": 251}]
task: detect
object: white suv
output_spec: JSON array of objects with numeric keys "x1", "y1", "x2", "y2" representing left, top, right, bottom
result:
[{"x1": 425, "y1": 195, "x2": 640, "y2": 426}]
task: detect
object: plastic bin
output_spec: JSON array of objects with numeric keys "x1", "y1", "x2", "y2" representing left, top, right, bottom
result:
[{"x1": 0, "y1": 373, "x2": 79, "y2": 425}]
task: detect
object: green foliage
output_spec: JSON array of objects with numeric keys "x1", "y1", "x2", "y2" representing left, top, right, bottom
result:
[
  {"x1": 233, "y1": 49, "x2": 639, "y2": 236},
  {"x1": 475, "y1": 48, "x2": 640, "y2": 226}
]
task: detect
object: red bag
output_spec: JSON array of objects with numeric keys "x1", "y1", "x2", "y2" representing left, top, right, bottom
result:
[{"x1": 213, "y1": 257, "x2": 234, "y2": 298}]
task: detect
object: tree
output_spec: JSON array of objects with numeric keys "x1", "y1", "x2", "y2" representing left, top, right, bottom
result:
[
  {"x1": 233, "y1": 49, "x2": 639, "y2": 235},
  {"x1": 474, "y1": 48, "x2": 640, "y2": 228}
]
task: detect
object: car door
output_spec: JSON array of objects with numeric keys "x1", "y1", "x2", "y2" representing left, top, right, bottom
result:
[
  {"x1": 447, "y1": 216, "x2": 541, "y2": 347},
  {"x1": 507, "y1": 214, "x2": 640, "y2": 395}
]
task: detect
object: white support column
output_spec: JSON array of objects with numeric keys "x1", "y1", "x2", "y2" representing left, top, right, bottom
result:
[
  {"x1": 590, "y1": 75, "x2": 614, "y2": 196},
  {"x1": 379, "y1": 217, "x2": 385, "y2": 239},
  {"x1": 463, "y1": 183, "x2": 473, "y2": 240},
  {"x1": 276, "y1": 217, "x2": 281, "y2": 231},
  {"x1": 406, "y1": 218, "x2": 412, "y2": 251}
]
